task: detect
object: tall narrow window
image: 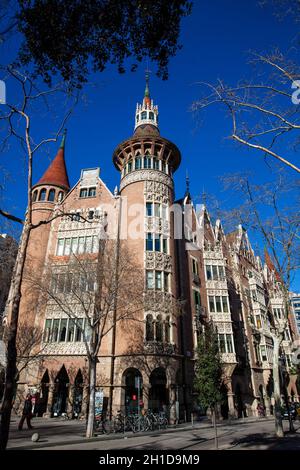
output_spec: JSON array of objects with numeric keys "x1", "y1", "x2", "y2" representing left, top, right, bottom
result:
[
  {"x1": 226, "y1": 335, "x2": 233, "y2": 353},
  {"x1": 48, "y1": 189, "x2": 55, "y2": 201},
  {"x1": 146, "y1": 270, "x2": 154, "y2": 289},
  {"x1": 222, "y1": 296, "x2": 229, "y2": 313},
  {"x1": 127, "y1": 160, "x2": 132, "y2": 173},
  {"x1": 75, "y1": 319, "x2": 83, "y2": 342},
  {"x1": 153, "y1": 157, "x2": 159, "y2": 170},
  {"x1": 219, "y1": 334, "x2": 226, "y2": 353},
  {"x1": 71, "y1": 237, "x2": 78, "y2": 254},
  {"x1": 146, "y1": 314, "x2": 154, "y2": 341},
  {"x1": 39, "y1": 188, "x2": 47, "y2": 201},
  {"x1": 206, "y1": 265, "x2": 212, "y2": 280},
  {"x1": 88, "y1": 187, "x2": 96, "y2": 197},
  {"x1": 146, "y1": 202, "x2": 153, "y2": 216},
  {"x1": 154, "y1": 203, "x2": 161, "y2": 218},
  {"x1": 59, "y1": 319, "x2": 67, "y2": 342},
  {"x1": 144, "y1": 156, "x2": 151, "y2": 169},
  {"x1": 52, "y1": 319, "x2": 60, "y2": 342},
  {"x1": 162, "y1": 204, "x2": 167, "y2": 220},
  {"x1": 57, "y1": 239, "x2": 64, "y2": 256},
  {"x1": 92, "y1": 235, "x2": 99, "y2": 253},
  {"x1": 146, "y1": 233, "x2": 153, "y2": 251},
  {"x1": 135, "y1": 157, "x2": 142, "y2": 169},
  {"x1": 141, "y1": 111, "x2": 147, "y2": 120},
  {"x1": 85, "y1": 236, "x2": 92, "y2": 253},
  {"x1": 219, "y1": 266, "x2": 225, "y2": 280},
  {"x1": 192, "y1": 259, "x2": 198, "y2": 274},
  {"x1": 32, "y1": 190, "x2": 38, "y2": 202},
  {"x1": 154, "y1": 234, "x2": 161, "y2": 252},
  {"x1": 156, "y1": 315, "x2": 163, "y2": 342},
  {"x1": 78, "y1": 237, "x2": 85, "y2": 254},
  {"x1": 67, "y1": 320, "x2": 75, "y2": 342},
  {"x1": 165, "y1": 317, "x2": 170, "y2": 343},
  {"x1": 164, "y1": 272, "x2": 169, "y2": 292},
  {"x1": 64, "y1": 238, "x2": 71, "y2": 256},
  {"x1": 216, "y1": 296, "x2": 222, "y2": 313},
  {"x1": 163, "y1": 237, "x2": 168, "y2": 254},
  {"x1": 43, "y1": 319, "x2": 52, "y2": 342},
  {"x1": 155, "y1": 271, "x2": 162, "y2": 290},
  {"x1": 209, "y1": 296, "x2": 215, "y2": 312},
  {"x1": 212, "y1": 265, "x2": 218, "y2": 280}
]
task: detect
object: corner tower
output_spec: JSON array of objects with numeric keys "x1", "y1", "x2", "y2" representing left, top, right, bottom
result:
[{"x1": 112, "y1": 76, "x2": 182, "y2": 417}]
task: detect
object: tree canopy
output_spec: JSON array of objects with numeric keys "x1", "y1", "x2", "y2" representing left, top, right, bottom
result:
[
  {"x1": 14, "y1": 0, "x2": 192, "y2": 87},
  {"x1": 194, "y1": 322, "x2": 223, "y2": 410}
]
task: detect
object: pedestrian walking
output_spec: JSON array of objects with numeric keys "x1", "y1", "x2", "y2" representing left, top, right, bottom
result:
[{"x1": 18, "y1": 394, "x2": 34, "y2": 430}]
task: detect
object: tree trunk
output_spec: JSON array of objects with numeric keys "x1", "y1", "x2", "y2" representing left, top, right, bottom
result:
[
  {"x1": 212, "y1": 406, "x2": 218, "y2": 449},
  {"x1": 0, "y1": 223, "x2": 31, "y2": 451},
  {"x1": 273, "y1": 336, "x2": 284, "y2": 438},
  {"x1": 85, "y1": 357, "x2": 96, "y2": 438}
]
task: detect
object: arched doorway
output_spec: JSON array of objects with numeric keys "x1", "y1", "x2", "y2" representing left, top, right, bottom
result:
[
  {"x1": 38, "y1": 370, "x2": 50, "y2": 417},
  {"x1": 149, "y1": 368, "x2": 168, "y2": 413},
  {"x1": 52, "y1": 365, "x2": 69, "y2": 417},
  {"x1": 73, "y1": 370, "x2": 83, "y2": 418},
  {"x1": 235, "y1": 383, "x2": 245, "y2": 418},
  {"x1": 220, "y1": 383, "x2": 229, "y2": 419},
  {"x1": 259, "y1": 385, "x2": 265, "y2": 407},
  {"x1": 122, "y1": 368, "x2": 143, "y2": 414}
]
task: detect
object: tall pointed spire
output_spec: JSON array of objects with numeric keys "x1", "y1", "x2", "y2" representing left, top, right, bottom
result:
[
  {"x1": 134, "y1": 72, "x2": 159, "y2": 133},
  {"x1": 34, "y1": 130, "x2": 70, "y2": 190},
  {"x1": 144, "y1": 70, "x2": 151, "y2": 107}
]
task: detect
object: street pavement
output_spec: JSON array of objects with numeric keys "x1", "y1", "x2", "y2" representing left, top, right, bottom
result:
[{"x1": 6, "y1": 414, "x2": 300, "y2": 450}]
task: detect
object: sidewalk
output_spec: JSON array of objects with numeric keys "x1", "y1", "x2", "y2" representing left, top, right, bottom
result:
[{"x1": 7, "y1": 415, "x2": 274, "y2": 450}]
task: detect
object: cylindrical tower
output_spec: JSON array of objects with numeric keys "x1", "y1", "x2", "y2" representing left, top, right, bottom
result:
[
  {"x1": 112, "y1": 75, "x2": 182, "y2": 417},
  {"x1": 20, "y1": 132, "x2": 70, "y2": 327}
]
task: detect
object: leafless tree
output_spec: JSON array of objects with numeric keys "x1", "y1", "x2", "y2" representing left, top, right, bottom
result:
[
  {"x1": 30, "y1": 240, "x2": 145, "y2": 438},
  {"x1": 0, "y1": 66, "x2": 78, "y2": 450},
  {"x1": 192, "y1": 51, "x2": 300, "y2": 174},
  {"x1": 219, "y1": 172, "x2": 299, "y2": 437}
]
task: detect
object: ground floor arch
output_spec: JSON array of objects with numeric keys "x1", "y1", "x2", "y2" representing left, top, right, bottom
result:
[
  {"x1": 149, "y1": 367, "x2": 168, "y2": 413},
  {"x1": 52, "y1": 365, "x2": 70, "y2": 417},
  {"x1": 122, "y1": 367, "x2": 143, "y2": 414}
]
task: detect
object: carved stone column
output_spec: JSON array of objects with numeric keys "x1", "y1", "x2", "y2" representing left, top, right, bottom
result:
[
  {"x1": 67, "y1": 384, "x2": 74, "y2": 417},
  {"x1": 44, "y1": 383, "x2": 54, "y2": 418}
]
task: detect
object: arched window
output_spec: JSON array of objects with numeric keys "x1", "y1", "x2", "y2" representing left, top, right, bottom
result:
[
  {"x1": 48, "y1": 189, "x2": 55, "y2": 201},
  {"x1": 32, "y1": 190, "x2": 38, "y2": 202},
  {"x1": 149, "y1": 111, "x2": 154, "y2": 120},
  {"x1": 156, "y1": 315, "x2": 163, "y2": 342},
  {"x1": 136, "y1": 114, "x2": 139, "y2": 122},
  {"x1": 127, "y1": 160, "x2": 133, "y2": 173},
  {"x1": 141, "y1": 111, "x2": 147, "y2": 120},
  {"x1": 164, "y1": 316, "x2": 170, "y2": 343},
  {"x1": 135, "y1": 157, "x2": 142, "y2": 170},
  {"x1": 144, "y1": 156, "x2": 151, "y2": 169},
  {"x1": 58, "y1": 191, "x2": 63, "y2": 202},
  {"x1": 153, "y1": 157, "x2": 159, "y2": 170},
  {"x1": 39, "y1": 188, "x2": 47, "y2": 201},
  {"x1": 146, "y1": 314, "x2": 154, "y2": 341}
]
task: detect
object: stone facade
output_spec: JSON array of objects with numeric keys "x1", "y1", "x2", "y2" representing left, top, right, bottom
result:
[{"x1": 10, "y1": 81, "x2": 299, "y2": 423}]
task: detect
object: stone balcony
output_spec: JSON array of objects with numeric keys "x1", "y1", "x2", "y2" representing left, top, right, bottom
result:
[
  {"x1": 221, "y1": 352, "x2": 237, "y2": 364},
  {"x1": 143, "y1": 340, "x2": 176, "y2": 355},
  {"x1": 206, "y1": 280, "x2": 228, "y2": 291}
]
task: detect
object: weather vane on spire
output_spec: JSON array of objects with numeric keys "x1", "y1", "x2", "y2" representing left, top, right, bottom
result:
[{"x1": 185, "y1": 170, "x2": 190, "y2": 195}]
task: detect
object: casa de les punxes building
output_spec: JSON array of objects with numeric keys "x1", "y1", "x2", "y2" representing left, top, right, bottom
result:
[{"x1": 7, "y1": 76, "x2": 299, "y2": 422}]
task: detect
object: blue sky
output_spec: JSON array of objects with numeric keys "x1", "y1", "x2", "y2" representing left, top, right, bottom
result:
[{"x1": 0, "y1": 0, "x2": 299, "y2": 289}]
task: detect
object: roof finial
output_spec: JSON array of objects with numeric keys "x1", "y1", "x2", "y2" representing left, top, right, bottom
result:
[
  {"x1": 202, "y1": 186, "x2": 207, "y2": 206},
  {"x1": 60, "y1": 129, "x2": 67, "y2": 149},
  {"x1": 185, "y1": 169, "x2": 190, "y2": 195}
]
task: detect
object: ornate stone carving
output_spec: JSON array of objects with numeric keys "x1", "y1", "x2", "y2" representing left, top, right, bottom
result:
[
  {"x1": 145, "y1": 252, "x2": 172, "y2": 272},
  {"x1": 143, "y1": 340, "x2": 176, "y2": 355},
  {"x1": 144, "y1": 291, "x2": 174, "y2": 314},
  {"x1": 206, "y1": 280, "x2": 228, "y2": 291},
  {"x1": 144, "y1": 217, "x2": 170, "y2": 235},
  {"x1": 120, "y1": 170, "x2": 173, "y2": 192},
  {"x1": 43, "y1": 342, "x2": 86, "y2": 355},
  {"x1": 221, "y1": 352, "x2": 237, "y2": 364},
  {"x1": 144, "y1": 179, "x2": 171, "y2": 203}
]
